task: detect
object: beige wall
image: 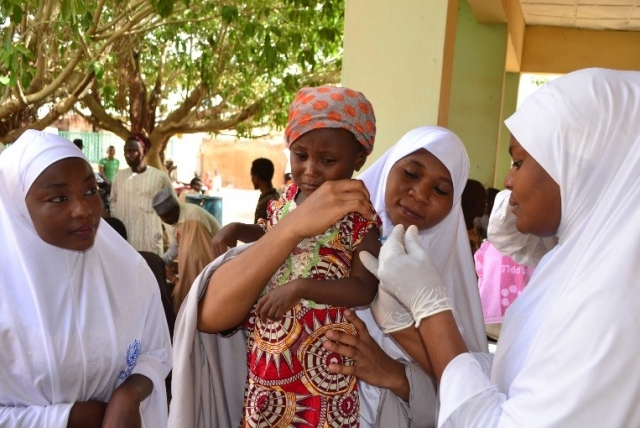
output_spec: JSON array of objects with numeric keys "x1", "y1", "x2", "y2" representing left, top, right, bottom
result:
[
  {"x1": 201, "y1": 140, "x2": 288, "y2": 190},
  {"x1": 342, "y1": 0, "x2": 452, "y2": 169}
]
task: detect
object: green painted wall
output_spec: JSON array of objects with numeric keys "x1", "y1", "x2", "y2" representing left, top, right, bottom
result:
[
  {"x1": 493, "y1": 72, "x2": 520, "y2": 188},
  {"x1": 447, "y1": 0, "x2": 507, "y2": 188}
]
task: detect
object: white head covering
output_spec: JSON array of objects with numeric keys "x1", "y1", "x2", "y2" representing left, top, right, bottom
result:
[
  {"x1": 359, "y1": 126, "x2": 487, "y2": 351},
  {"x1": 0, "y1": 130, "x2": 171, "y2": 426},
  {"x1": 488, "y1": 189, "x2": 557, "y2": 267},
  {"x1": 490, "y1": 68, "x2": 640, "y2": 425},
  {"x1": 355, "y1": 126, "x2": 487, "y2": 425}
]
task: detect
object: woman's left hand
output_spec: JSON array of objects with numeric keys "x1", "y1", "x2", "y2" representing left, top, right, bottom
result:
[
  {"x1": 323, "y1": 309, "x2": 409, "y2": 399},
  {"x1": 279, "y1": 179, "x2": 374, "y2": 241},
  {"x1": 102, "y1": 387, "x2": 142, "y2": 428},
  {"x1": 102, "y1": 374, "x2": 153, "y2": 428}
]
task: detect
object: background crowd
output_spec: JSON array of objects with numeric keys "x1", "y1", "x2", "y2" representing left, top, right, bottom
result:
[{"x1": 1, "y1": 67, "x2": 639, "y2": 427}]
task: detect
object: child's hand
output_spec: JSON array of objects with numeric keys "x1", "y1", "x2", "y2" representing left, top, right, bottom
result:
[
  {"x1": 256, "y1": 281, "x2": 302, "y2": 321},
  {"x1": 211, "y1": 223, "x2": 239, "y2": 259}
]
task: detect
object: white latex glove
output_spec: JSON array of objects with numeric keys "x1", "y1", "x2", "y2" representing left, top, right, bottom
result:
[
  {"x1": 370, "y1": 288, "x2": 414, "y2": 333},
  {"x1": 360, "y1": 224, "x2": 452, "y2": 327}
]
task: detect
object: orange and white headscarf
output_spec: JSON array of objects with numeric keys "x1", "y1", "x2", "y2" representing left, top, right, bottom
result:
[{"x1": 284, "y1": 85, "x2": 376, "y2": 154}]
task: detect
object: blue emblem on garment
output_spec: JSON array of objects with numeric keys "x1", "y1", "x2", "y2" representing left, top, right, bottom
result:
[{"x1": 118, "y1": 339, "x2": 141, "y2": 379}]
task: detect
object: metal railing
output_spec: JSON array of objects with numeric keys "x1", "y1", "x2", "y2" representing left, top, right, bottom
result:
[{"x1": 59, "y1": 131, "x2": 123, "y2": 164}]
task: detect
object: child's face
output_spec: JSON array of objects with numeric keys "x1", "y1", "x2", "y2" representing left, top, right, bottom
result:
[
  {"x1": 384, "y1": 148, "x2": 454, "y2": 232},
  {"x1": 290, "y1": 128, "x2": 367, "y2": 197}
]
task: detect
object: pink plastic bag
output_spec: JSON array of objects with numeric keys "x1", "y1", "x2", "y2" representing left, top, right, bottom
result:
[{"x1": 475, "y1": 240, "x2": 535, "y2": 324}]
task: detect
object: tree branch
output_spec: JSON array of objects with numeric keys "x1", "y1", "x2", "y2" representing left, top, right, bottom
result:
[
  {"x1": 148, "y1": 45, "x2": 166, "y2": 118},
  {"x1": 94, "y1": 5, "x2": 155, "y2": 49},
  {"x1": 154, "y1": 84, "x2": 205, "y2": 133},
  {"x1": 92, "y1": 0, "x2": 149, "y2": 36},
  {"x1": 79, "y1": 93, "x2": 131, "y2": 139},
  {"x1": 88, "y1": 0, "x2": 108, "y2": 35},
  {"x1": 0, "y1": 71, "x2": 95, "y2": 143},
  {"x1": 126, "y1": 16, "x2": 215, "y2": 36},
  {"x1": 169, "y1": 101, "x2": 261, "y2": 135},
  {"x1": 0, "y1": 50, "x2": 87, "y2": 120}
]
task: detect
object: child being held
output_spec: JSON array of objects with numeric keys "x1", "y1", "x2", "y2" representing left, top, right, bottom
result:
[{"x1": 212, "y1": 85, "x2": 381, "y2": 427}]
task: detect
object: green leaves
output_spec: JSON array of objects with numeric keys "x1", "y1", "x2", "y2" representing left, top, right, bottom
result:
[
  {"x1": 0, "y1": 43, "x2": 35, "y2": 87},
  {"x1": 154, "y1": 0, "x2": 175, "y2": 18},
  {"x1": 9, "y1": 3, "x2": 23, "y2": 24},
  {"x1": 221, "y1": 5, "x2": 239, "y2": 24},
  {"x1": 0, "y1": 0, "x2": 345, "y2": 142},
  {"x1": 60, "y1": 0, "x2": 88, "y2": 23},
  {"x1": 91, "y1": 62, "x2": 104, "y2": 81}
]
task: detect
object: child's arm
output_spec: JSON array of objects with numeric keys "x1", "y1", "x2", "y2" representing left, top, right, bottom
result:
[
  {"x1": 255, "y1": 229, "x2": 381, "y2": 321},
  {"x1": 211, "y1": 222, "x2": 265, "y2": 259},
  {"x1": 198, "y1": 179, "x2": 375, "y2": 333}
]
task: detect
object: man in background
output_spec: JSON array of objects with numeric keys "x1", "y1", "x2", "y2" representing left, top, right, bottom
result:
[
  {"x1": 153, "y1": 187, "x2": 221, "y2": 311},
  {"x1": 110, "y1": 133, "x2": 172, "y2": 254},
  {"x1": 250, "y1": 158, "x2": 279, "y2": 223},
  {"x1": 178, "y1": 177, "x2": 204, "y2": 203},
  {"x1": 98, "y1": 145, "x2": 120, "y2": 184}
]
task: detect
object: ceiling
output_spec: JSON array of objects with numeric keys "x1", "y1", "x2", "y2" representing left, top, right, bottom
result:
[{"x1": 519, "y1": 0, "x2": 640, "y2": 31}]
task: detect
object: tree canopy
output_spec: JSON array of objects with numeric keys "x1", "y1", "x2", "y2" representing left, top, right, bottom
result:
[{"x1": 0, "y1": 0, "x2": 344, "y2": 166}]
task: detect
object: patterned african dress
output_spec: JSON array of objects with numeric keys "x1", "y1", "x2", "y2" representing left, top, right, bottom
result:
[{"x1": 242, "y1": 182, "x2": 381, "y2": 428}]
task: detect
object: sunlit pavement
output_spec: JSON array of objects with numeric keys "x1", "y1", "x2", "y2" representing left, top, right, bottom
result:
[{"x1": 216, "y1": 187, "x2": 261, "y2": 226}]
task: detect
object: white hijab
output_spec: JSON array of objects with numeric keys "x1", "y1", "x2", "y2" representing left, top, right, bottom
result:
[
  {"x1": 0, "y1": 130, "x2": 171, "y2": 426},
  {"x1": 359, "y1": 126, "x2": 487, "y2": 352},
  {"x1": 487, "y1": 189, "x2": 557, "y2": 267},
  {"x1": 490, "y1": 68, "x2": 640, "y2": 426}
]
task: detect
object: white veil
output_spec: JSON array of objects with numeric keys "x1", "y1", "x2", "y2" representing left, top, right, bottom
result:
[
  {"x1": 0, "y1": 130, "x2": 171, "y2": 426},
  {"x1": 358, "y1": 126, "x2": 487, "y2": 352},
  {"x1": 490, "y1": 68, "x2": 640, "y2": 426}
]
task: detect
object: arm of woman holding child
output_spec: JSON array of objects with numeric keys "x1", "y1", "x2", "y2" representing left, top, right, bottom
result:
[
  {"x1": 198, "y1": 179, "x2": 375, "y2": 333},
  {"x1": 255, "y1": 231, "x2": 380, "y2": 320},
  {"x1": 67, "y1": 374, "x2": 153, "y2": 428}
]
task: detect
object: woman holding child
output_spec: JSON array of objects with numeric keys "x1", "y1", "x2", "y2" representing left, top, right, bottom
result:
[
  {"x1": 174, "y1": 85, "x2": 382, "y2": 427},
  {"x1": 327, "y1": 126, "x2": 488, "y2": 427},
  {"x1": 170, "y1": 85, "x2": 486, "y2": 427}
]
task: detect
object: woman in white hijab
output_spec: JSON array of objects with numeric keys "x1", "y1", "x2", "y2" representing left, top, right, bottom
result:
[
  {"x1": 324, "y1": 126, "x2": 487, "y2": 427},
  {"x1": 363, "y1": 68, "x2": 640, "y2": 426},
  {"x1": 0, "y1": 130, "x2": 172, "y2": 427}
]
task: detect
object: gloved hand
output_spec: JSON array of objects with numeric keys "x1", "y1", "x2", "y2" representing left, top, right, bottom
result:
[
  {"x1": 370, "y1": 288, "x2": 414, "y2": 333},
  {"x1": 360, "y1": 224, "x2": 451, "y2": 328}
]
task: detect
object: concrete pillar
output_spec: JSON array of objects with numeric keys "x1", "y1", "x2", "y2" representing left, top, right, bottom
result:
[
  {"x1": 446, "y1": 0, "x2": 508, "y2": 187},
  {"x1": 342, "y1": 0, "x2": 456, "y2": 168},
  {"x1": 494, "y1": 72, "x2": 520, "y2": 188}
]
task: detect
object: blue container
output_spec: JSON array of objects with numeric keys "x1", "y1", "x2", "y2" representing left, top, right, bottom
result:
[{"x1": 185, "y1": 195, "x2": 223, "y2": 225}]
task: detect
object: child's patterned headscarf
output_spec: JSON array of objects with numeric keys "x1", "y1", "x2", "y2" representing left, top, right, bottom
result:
[{"x1": 285, "y1": 85, "x2": 376, "y2": 154}]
